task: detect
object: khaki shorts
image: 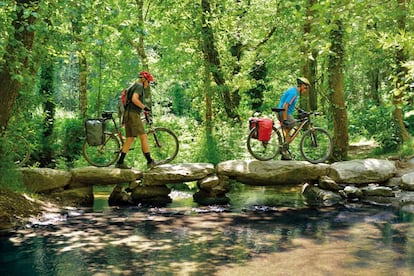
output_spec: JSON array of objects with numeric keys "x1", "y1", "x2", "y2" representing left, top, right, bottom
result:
[
  {"x1": 123, "y1": 111, "x2": 145, "y2": 137},
  {"x1": 277, "y1": 113, "x2": 295, "y2": 129}
]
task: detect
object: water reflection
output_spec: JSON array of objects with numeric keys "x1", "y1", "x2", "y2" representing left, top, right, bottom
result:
[{"x1": 1, "y1": 185, "x2": 413, "y2": 275}]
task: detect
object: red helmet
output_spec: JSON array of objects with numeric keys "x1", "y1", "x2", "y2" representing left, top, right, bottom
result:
[{"x1": 139, "y1": 71, "x2": 154, "y2": 82}]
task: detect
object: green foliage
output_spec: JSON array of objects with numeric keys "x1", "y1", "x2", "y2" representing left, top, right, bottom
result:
[
  {"x1": 190, "y1": 121, "x2": 247, "y2": 165},
  {"x1": 154, "y1": 114, "x2": 201, "y2": 164},
  {"x1": 195, "y1": 132, "x2": 221, "y2": 165},
  {"x1": 349, "y1": 103, "x2": 401, "y2": 153},
  {"x1": 0, "y1": 167, "x2": 25, "y2": 192},
  {"x1": 404, "y1": 113, "x2": 414, "y2": 136},
  {"x1": 170, "y1": 83, "x2": 192, "y2": 116},
  {"x1": 1, "y1": 0, "x2": 414, "y2": 169},
  {"x1": 54, "y1": 116, "x2": 84, "y2": 169},
  {"x1": 214, "y1": 121, "x2": 246, "y2": 161},
  {"x1": 399, "y1": 140, "x2": 414, "y2": 157},
  {"x1": 0, "y1": 136, "x2": 26, "y2": 191}
]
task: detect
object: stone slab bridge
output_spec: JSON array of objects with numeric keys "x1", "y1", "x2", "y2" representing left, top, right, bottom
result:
[{"x1": 19, "y1": 158, "x2": 414, "y2": 207}]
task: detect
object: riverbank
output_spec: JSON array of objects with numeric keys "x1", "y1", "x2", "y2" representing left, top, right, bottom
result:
[
  {"x1": 0, "y1": 189, "x2": 41, "y2": 235},
  {"x1": 0, "y1": 189, "x2": 61, "y2": 235}
]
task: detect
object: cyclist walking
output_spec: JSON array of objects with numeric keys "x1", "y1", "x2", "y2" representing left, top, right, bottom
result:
[
  {"x1": 276, "y1": 77, "x2": 310, "y2": 159},
  {"x1": 116, "y1": 70, "x2": 156, "y2": 169}
]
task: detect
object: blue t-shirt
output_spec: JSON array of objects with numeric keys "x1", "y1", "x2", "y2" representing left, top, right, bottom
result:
[{"x1": 277, "y1": 87, "x2": 298, "y2": 115}]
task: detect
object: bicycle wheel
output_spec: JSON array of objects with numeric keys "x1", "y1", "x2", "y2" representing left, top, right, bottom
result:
[
  {"x1": 147, "y1": 127, "x2": 179, "y2": 165},
  {"x1": 82, "y1": 133, "x2": 121, "y2": 167},
  {"x1": 300, "y1": 127, "x2": 332, "y2": 164},
  {"x1": 247, "y1": 127, "x2": 282, "y2": 161}
]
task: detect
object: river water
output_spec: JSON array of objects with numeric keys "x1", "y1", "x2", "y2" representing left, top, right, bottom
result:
[{"x1": 1, "y1": 184, "x2": 413, "y2": 275}]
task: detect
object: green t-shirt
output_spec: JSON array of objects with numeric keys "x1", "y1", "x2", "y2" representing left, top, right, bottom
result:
[{"x1": 126, "y1": 82, "x2": 151, "y2": 113}]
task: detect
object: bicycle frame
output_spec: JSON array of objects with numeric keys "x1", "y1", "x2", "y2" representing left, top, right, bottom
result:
[
  {"x1": 275, "y1": 108, "x2": 316, "y2": 146},
  {"x1": 143, "y1": 111, "x2": 163, "y2": 148},
  {"x1": 103, "y1": 110, "x2": 165, "y2": 147},
  {"x1": 102, "y1": 111, "x2": 125, "y2": 145},
  {"x1": 141, "y1": 111, "x2": 180, "y2": 165},
  {"x1": 85, "y1": 110, "x2": 179, "y2": 167},
  {"x1": 285, "y1": 116, "x2": 311, "y2": 145}
]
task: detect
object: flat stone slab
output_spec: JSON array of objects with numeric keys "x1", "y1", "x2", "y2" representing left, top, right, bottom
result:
[
  {"x1": 143, "y1": 163, "x2": 215, "y2": 186},
  {"x1": 216, "y1": 160, "x2": 330, "y2": 185},
  {"x1": 71, "y1": 167, "x2": 142, "y2": 185},
  {"x1": 19, "y1": 168, "x2": 72, "y2": 193},
  {"x1": 328, "y1": 159, "x2": 396, "y2": 184},
  {"x1": 401, "y1": 172, "x2": 414, "y2": 191}
]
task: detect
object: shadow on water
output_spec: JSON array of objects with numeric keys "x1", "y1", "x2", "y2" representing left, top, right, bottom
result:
[{"x1": 1, "y1": 184, "x2": 414, "y2": 275}]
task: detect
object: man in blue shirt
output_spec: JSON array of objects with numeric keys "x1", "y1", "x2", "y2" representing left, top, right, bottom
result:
[{"x1": 277, "y1": 77, "x2": 310, "y2": 159}]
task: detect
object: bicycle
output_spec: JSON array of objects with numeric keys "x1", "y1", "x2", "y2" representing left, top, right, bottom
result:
[
  {"x1": 246, "y1": 108, "x2": 333, "y2": 164},
  {"x1": 82, "y1": 111, "x2": 179, "y2": 167}
]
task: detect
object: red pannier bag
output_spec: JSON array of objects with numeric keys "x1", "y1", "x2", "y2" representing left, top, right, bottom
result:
[
  {"x1": 257, "y1": 118, "x2": 273, "y2": 142},
  {"x1": 249, "y1": 118, "x2": 273, "y2": 142}
]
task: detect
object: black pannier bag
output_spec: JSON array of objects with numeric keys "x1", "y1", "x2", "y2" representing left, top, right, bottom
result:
[{"x1": 85, "y1": 119, "x2": 105, "y2": 146}]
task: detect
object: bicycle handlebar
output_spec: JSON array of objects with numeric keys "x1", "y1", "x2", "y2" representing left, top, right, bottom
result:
[
  {"x1": 102, "y1": 111, "x2": 115, "y2": 120},
  {"x1": 271, "y1": 108, "x2": 285, "y2": 113},
  {"x1": 295, "y1": 107, "x2": 323, "y2": 117},
  {"x1": 269, "y1": 107, "x2": 323, "y2": 117}
]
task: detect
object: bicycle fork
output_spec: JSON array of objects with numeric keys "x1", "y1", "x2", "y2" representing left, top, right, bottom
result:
[
  {"x1": 309, "y1": 129, "x2": 318, "y2": 147},
  {"x1": 149, "y1": 130, "x2": 163, "y2": 148}
]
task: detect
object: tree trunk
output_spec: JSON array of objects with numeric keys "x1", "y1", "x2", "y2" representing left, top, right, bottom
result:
[
  {"x1": 204, "y1": 63, "x2": 213, "y2": 136},
  {"x1": 39, "y1": 63, "x2": 56, "y2": 167},
  {"x1": 309, "y1": 50, "x2": 318, "y2": 111},
  {"x1": 78, "y1": 53, "x2": 88, "y2": 119},
  {"x1": 0, "y1": 0, "x2": 38, "y2": 133},
  {"x1": 301, "y1": 0, "x2": 317, "y2": 111},
  {"x1": 328, "y1": 20, "x2": 348, "y2": 161},
  {"x1": 246, "y1": 60, "x2": 266, "y2": 111},
  {"x1": 135, "y1": 0, "x2": 149, "y2": 70},
  {"x1": 70, "y1": 9, "x2": 88, "y2": 119},
  {"x1": 200, "y1": 0, "x2": 240, "y2": 122},
  {"x1": 367, "y1": 68, "x2": 381, "y2": 106},
  {"x1": 393, "y1": 0, "x2": 410, "y2": 143}
]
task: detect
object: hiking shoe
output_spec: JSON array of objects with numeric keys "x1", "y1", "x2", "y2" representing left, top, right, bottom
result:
[
  {"x1": 147, "y1": 160, "x2": 157, "y2": 170},
  {"x1": 281, "y1": 149, "x2": 292, "y2": 160},
  {"x1": 115, "y1": 163, "x2": 131, "y2": 169},
  {"x1": 281, "y1": 154, "x2": 292, "y2": 160}
]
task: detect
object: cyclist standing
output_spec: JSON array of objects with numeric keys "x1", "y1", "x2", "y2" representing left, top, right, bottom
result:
[
  {"x1": 116, "y1": 71, "x2": 156, "y2": 169},
  {"x1": 276, "y1": 77, "x2": 310, "y2": 159}
]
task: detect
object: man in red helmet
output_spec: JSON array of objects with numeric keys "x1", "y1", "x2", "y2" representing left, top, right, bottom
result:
[{"x1": 116, "y1": 71, "x2": 156, "y2": 169}]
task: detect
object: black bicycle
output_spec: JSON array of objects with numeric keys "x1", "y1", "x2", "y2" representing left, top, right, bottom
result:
[
  {"x1": 247, "y1": 108, "x2": 333, "y2": 163},
  {"x1": 83, "y1": 111, "x2": 179, "y2": 167}
]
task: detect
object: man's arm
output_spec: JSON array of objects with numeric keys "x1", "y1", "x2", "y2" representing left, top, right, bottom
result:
[
  {"x1": 282, "y1": 102, "x2": 289, "y2": 120},
  {"x1": 132, "y1": 93, "x2": 146, "y2": 109}
]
